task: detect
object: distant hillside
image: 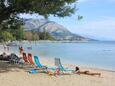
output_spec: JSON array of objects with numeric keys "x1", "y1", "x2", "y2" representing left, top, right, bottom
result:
[{"x1": 23, "y1": 19, "x2": 88, "y2": 41}]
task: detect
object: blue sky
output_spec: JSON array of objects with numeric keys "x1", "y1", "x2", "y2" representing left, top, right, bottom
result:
[{"x1": 20, "y1": 0, "x2": 115, "y2": 41}]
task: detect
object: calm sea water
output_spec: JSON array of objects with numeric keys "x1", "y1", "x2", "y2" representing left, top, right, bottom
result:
[{"x1": 2, "y1": 41, "x2": 115, "y2": 71}]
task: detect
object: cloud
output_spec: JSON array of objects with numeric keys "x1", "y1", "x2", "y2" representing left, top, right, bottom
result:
[
  {"x1": 74, "y1": 16, "x2": 115, "y2": 40},
  {"x1": 19, "y1": 13, "x2": 44, "y2": 19}
]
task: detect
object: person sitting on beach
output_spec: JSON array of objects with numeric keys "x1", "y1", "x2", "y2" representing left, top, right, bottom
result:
[
  {"x1": 74, "y1": 66, "x2": 101, "y2": 77},
  {"x1": 0, "y1": 52, "x2": 9, "y2": 61}
]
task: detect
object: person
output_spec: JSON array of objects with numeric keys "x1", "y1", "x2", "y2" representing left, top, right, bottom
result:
[
  {"x1": 3, "y1": 45, "x2": 7, "y2": 51},
  {"x1": 7, "y1": 46, "x2": 9, "y2": 52},
  {"x1": 19, "y1": 46, "x2": 24, "y2": 55},
  {"x1": 55, "y1": 68, "x2": 60, "y2": 75},
  {"x1": 74, "y1": 66, "x2": 101, "y2": 77},
  {"x1": 0, "y1": 52, "x2": 9, "y2": 61}
]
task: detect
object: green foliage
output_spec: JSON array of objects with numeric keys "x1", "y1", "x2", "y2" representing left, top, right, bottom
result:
[
  {"x1": 0, "y1": 31, "x2": 15, "y2": 42},
  {"x1": 0, "y1": 26, "x2": 25, "y2": 42},
  {"x1": 31, "y1": 30, "x2": 39, "y2": 41},
  {"x1": 24, "y1": 31, "x2": 33, "y2": 41},
  {"x1": 0, "y1": 0, "x2": 77, "y2": 25},
  {"x1": 12, "y1": 26, "x2": 25, "y2": 40},
  {"x1": 24, "y1": 30, "x2": 55, "y2": 41},
  {"x1": 38, "y1": 32, "x2": 55, "y2": 40},
  {"x1": 78, "y1": 15, "x2": 83, "y2": 20},
  {"x1": 24, "y1": 31, "x2": 39, "y2": 41},
  {"x1": 32, "y1": 33, "x2": 39, "y2": 41},
  {"x1": 0, "y1": 0, "x2": 77, "y2": 42}
]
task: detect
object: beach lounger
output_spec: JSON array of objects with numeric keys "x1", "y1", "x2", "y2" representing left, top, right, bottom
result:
[
  {"x1": 34, "y1": 56, "x2": 47, "y2": 69},
  {"x1": 22, "y1": 53, "x2": 28, "y2": 62},
  {"x1": 34, "y1": 56, "x2": 56, "y2": 70},
  {"x1": 55, "y1": 58, "x2": 73, "y2": 72},
  {"x1": 28, "y1": 53, "x2": 34, "y2": 65}
]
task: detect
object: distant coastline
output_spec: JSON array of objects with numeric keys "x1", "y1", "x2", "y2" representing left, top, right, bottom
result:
[
  {"x1": 1, "y1": 40, "x2": 115, "y2": 46},
  {"x1": 34, "y1": 40, "x2": 89, "y2": 43}
]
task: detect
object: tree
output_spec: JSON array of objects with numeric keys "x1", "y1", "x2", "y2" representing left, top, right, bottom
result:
[
  {"x1": 32, "y1": 33, "x2": 39, "y2": 41},
  {"x1": 78, "y1": 15, "x2": 83, "y2": 20},
  {"x1": 13, "y1": 26, "x2": 25, "y2": 40},
  {"x1": 24, "y1": 31, "x2": 33, "y2": 41},
  {"x1": 0, "y1": 0, "x2": 77, "y2": 30},
  {"x1": 31, "y1": 30, "x2": 39, "y2": 41},
  {"x1": 0, "y1": 31, "x2": 15, "y2": 42},
  {"x1": 38, "y1": 32, "x2": 55, "y2": 40}
]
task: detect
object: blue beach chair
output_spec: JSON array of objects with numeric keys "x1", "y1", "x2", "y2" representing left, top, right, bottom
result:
[
  {"x1": 34, "y1": 56, "x2": 47, "y2": 69},
  {"x1": 55, "y1": 58, "x2": 74, "y2": 72},
  {"x1": 28, "y1": 56, "x2": 47, "y2": 74},
  {"x1": 34, "y1": 56, "x2": 57, "y2": 70}
]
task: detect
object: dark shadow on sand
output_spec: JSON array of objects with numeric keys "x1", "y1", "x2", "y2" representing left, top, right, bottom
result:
[{"x1": 0, "y1": 61, "x2": 33, "y2": 73}]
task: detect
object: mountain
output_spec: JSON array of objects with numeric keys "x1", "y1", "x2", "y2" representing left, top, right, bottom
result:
[{"x1": 23, "y1": 19, "x2": 88, "y2": 41}]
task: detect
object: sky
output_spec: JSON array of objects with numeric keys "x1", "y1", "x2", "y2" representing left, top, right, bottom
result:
[{"x1": 20, "y1": 0, "x2": 115, "y2": 41}]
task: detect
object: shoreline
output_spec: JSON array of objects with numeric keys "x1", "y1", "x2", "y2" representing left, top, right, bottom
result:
[
  {"x1": 0, "y1": 48, "x2": 115, "y2": 73},
  {"x1": 37, "y1": 54, "x2": 115, "y2": 73},
  {"x1": 0, "y1": 51, "x2": 115, "y2": 86},
  {"x1": 1, "y1": 50, "x2": 115, "y2": 73},
  {"x1": 40, "y1": 55, "x2": 115, "y2": 73}
]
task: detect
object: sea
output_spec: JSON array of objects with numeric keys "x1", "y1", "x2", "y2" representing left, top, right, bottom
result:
[{"x1": 1, "y1": 41, "x2": 115, "y2": 71}]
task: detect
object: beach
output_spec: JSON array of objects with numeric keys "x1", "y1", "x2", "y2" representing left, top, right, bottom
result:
[
  {"x1": 0, "y1": 54, "x2": 115, "y2": 86},
  {"x1": 0, "y1": 42, "x2": 115, "y2": 86},
  {"x1": 1, "y1": 0, "x2": 115, "y2": 85}
]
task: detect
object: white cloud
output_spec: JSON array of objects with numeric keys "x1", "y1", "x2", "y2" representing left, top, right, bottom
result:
[
  {"x1": 19, "y1": 13, "x2": 44, "y2": 19},
  {"x1": 74, "y1": 16, "x2": 115, "y2": 40}
]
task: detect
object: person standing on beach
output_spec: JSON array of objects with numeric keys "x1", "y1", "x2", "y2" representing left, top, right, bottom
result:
[
  {"x1": 19, "y1": 46, "x2": 24, "y2": 55},
  {"x1": 3, "y1": 44, "x2": 7, "y2": 51},
  {"x1": 7, "y1": 46, "x2": 9, "y2": 52}
]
